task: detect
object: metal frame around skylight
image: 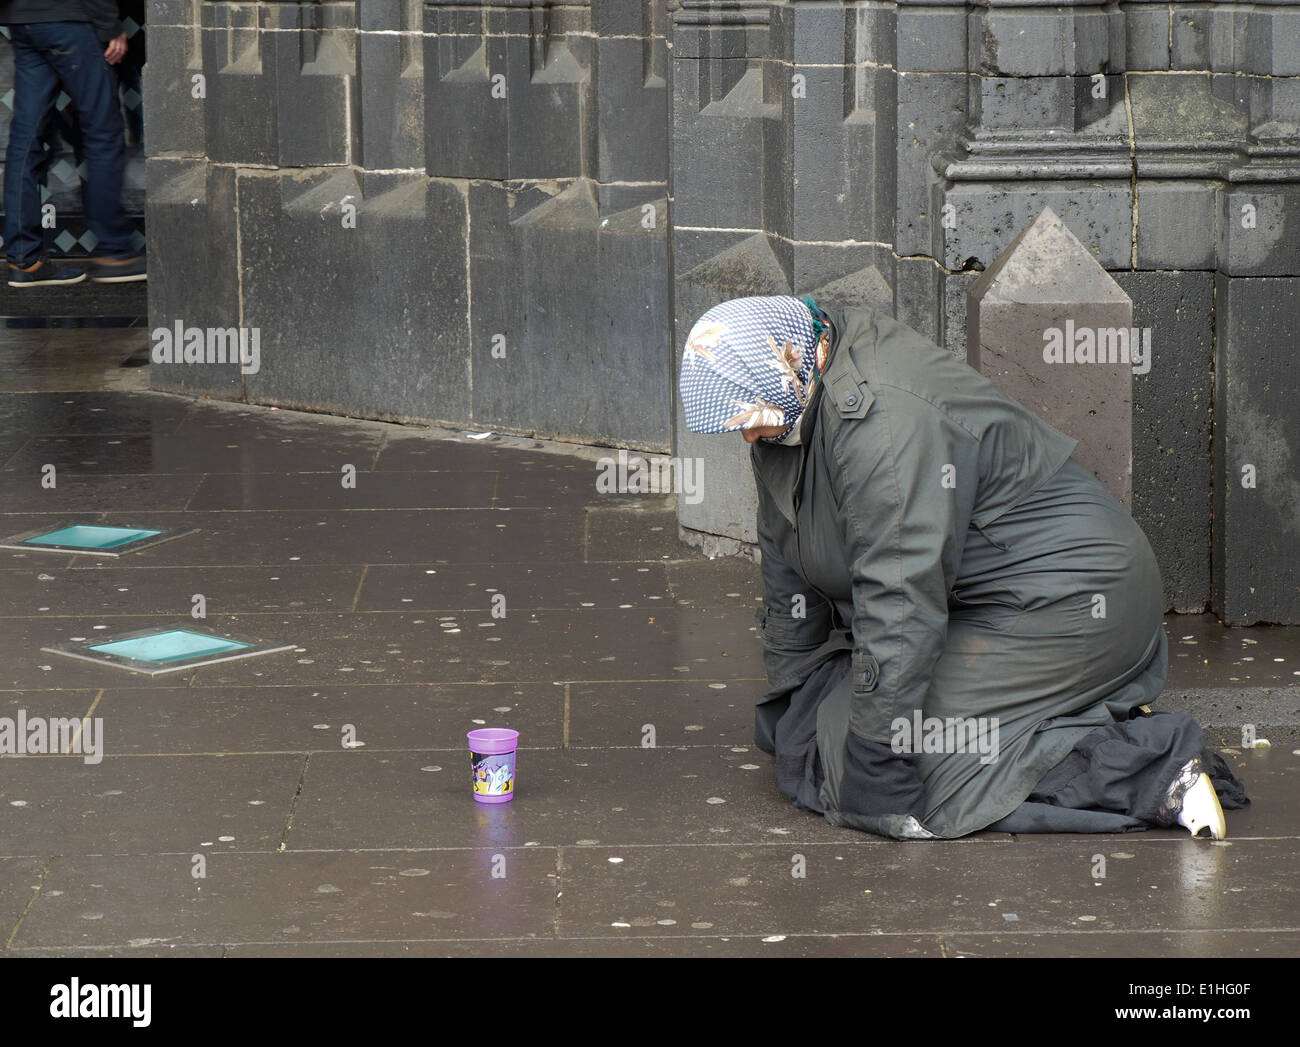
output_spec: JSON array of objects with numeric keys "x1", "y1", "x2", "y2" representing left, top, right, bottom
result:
[
  {"x1": 0, "y1": 523, "x2": 199, "y2": 557},
  {"x1": 40, "y1": 624, "x2": 296, "y2": 676}
]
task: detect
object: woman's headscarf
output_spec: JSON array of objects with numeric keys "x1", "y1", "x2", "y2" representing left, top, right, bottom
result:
[{"x1": 678, "y1": 295, "x2": 820, "y2": 445}]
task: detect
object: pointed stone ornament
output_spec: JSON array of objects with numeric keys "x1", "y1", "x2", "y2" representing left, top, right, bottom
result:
[
  {"x1": 680, "y1": 233, "x2": 791, "y2": 296},
  {"x1": 806, "y1": 264, "x2": 893, "y2": 313},
  {"x1": 967, "y1": 207, "x2": 1136, "y2": 508}
]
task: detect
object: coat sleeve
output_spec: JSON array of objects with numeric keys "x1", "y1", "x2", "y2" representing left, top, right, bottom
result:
[
  {"x1": 827, "y1": 387, "x2": 981, "y2": 743},
  {"x1": 82, "y1": 0, "x2": 123, "y2": 42},
  {"x1": 751, "y1": 460, "x2": 834, "y2": 688}
]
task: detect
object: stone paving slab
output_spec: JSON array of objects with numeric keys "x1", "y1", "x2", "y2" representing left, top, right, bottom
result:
[
  {"x1": 0, "y1": 687, "x2": 100, "y2": 720},
  {"x1": 10, "y1": 848, "x2": 559, "y2": 950},
  {"x1": 7, "y1": 944, "x2": 226, "y2": 957},
  {"x1": 1164, "y1": 615, "x2": 1300, "y2": 688},
  {"x1": 0, "y1": 390, "x2": 193, "y2": 435},
  {"x1": 2, "y1": 411, "x2": 386, "y2": 475},
  {"x1": 0, "y1": 472, "x2": 202, "y2": 514},
  {"x1": 354, "y1": 561, "x2": 675, "y2": 612},
  {"x1": 943, "y1": 930, "x2": 1300, "y2": 958},
  {"x1": 664, "y1": 556, "x2": 763, "y2": 606},
  {"x1": 219, "y1": 931, "x2": 1299, "y2": 958},
  {"x1": 0, "y1": 754, "x2": 304, "y2": 857},
  {"x1": 0, "y1": 330, "x2": 150, "y2": 393},
  {"x1": 2, "y1": 429, "x2": 383, "y2": 477},
  {"x1": 553, "y1": 835, "x2": 1299, "y2": 941},
  {"x1": 221, "y1": 934, "x2": 943, "y2": 957},
  {"x1": 72, "y1": 682, "x2": 565, "y2": 755},
  {"x1": 374, "y1": 433, "x2": 608, "y2": 475},
  {"x1": 567, "y1": 680, "x2": 762, "y2": 748},
  {"x1": 0, "y1": 857, "x2": 48, "y2": 945},
  {"x1": 0, "y1": 434, "x2": 28, "y2": 471},
  {"x1": 585, "y1": 504, "x2": 685, "y2": 562},
  {"x1": 19, "y1": 508, "x2": 589, "y2": 567},
  {"x1": 0, "y1": 563, "x2": 364, "y2": 618},
  {"x1": 185, "y1": 471, "x2": 501, "y2": 512}
]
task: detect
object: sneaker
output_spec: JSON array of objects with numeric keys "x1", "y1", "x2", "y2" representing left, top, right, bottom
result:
[
  {"x1": 7, "y1": 258, "x2": 87, "y2": 287},
  {"x1": 1177, "y1": 771, "x2": 1227, "y2": 840},
  {"x1": 1160, "y1": 758, "x2": 1227, "y2": 840},
  {"x1": 88, "y1": 255, "x2": 147, "y2": 283}
]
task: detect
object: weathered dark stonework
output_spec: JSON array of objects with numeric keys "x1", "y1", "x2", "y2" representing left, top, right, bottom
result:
[
  {"x1": 1212, "y1": 275, "x2": 1300, "y2": 625},
  {"x1": 967, "y1": 208, "x2": 1135, "y2": 509},
  {"x1": 1115, "y1": 269, "x2": 1213, "y2": 616},
  {"x1": 146, "y1": 158, "x2": 241, "y2": 399},
  {"x1": 134, "y1": 1, "x2": 1300, "y2": 622},
  {"x1": 146, "y1": 0, "x2": 672, "y2": 451},
  {"x1": 237, "y1": 169, "x2": 472, "y2": 427}
]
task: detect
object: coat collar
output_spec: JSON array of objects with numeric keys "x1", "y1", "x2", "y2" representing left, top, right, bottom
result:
[{"x1": 751, "y1": 307, "x2": 867, "y2": 527}]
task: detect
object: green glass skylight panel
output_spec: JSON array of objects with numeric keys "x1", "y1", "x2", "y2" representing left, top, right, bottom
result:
[
  {"x1": 88, "y1": 630, "x2": 252, "y2": 664},
  {"x1": 23, "y1": 525, "x2": 162, "y2": 549},
  {"x1": 1, "y1": 523, "x2": 197, "y2": 556}
]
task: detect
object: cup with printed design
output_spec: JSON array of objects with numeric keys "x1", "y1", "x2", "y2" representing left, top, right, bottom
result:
[{"x1": 467, "y1": 728, "x2": 518, "y2": 804}]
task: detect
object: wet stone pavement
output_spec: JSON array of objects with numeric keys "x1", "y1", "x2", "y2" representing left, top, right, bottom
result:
[{"x1": 0, "y1": 324, "x2": 1297, "y2": 958}]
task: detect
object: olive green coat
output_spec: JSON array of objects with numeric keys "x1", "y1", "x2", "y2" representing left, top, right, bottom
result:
[{"x1": 751, "y1": 305, "x2": 1167, "y2": 839}]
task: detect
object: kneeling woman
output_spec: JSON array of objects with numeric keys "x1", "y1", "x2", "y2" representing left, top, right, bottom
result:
[{"x1": 679, "y1": 296, "x2": 1247, "y2": 841}]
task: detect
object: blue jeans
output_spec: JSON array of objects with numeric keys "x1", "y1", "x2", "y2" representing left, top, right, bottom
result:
[{"x1": 3, "y1": 21, "x2": 135, "y2": 266}]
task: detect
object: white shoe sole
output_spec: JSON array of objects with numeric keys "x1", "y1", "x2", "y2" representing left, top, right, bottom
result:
[
  {"x1": 8, "y1": 274, "x2": 87, "y2": 287},
  {"x1": 90, "y1": 273, "x2": 147, "y2": 283},
  {"x1": 1177, "y1": 772, "x2": 1227, "y2": 840}
]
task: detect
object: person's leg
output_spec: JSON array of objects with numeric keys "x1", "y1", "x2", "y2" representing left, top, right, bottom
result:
[
  {"x1": 771, "y1": 652, "x2": 846, "y2": 814},
  {"x1": 116, "y1": 55, "x2": 144, "y2": 147},
  {"x1": 24, "y1": 21, "x2": 137, "y2": 261},
  {"x1": 3, "y1": 26, "x2": 62, "y2": 267},
  {"x1": 30, "y1": 108, "x2": 61, "y2": 198},
  {"x1": 1019, "y1": 712, "x2": 1242, "y2": 838}
]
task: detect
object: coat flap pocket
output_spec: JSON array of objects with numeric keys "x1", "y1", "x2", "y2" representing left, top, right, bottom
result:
[
  {"x1": 827, "y1": 371, "x2": 873, "y2": 419},
  {"x1": 757, "y1": 603, "x2": 831, "y2": 647}
]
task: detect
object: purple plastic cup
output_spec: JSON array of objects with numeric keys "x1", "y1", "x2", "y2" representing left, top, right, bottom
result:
[{"x1": 467, "y1": 728, "x2": 519, "y2": 804}]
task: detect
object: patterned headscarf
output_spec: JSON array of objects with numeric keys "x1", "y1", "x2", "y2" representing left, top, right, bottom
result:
[{"x1": 679, "y1": 296, "x2": 820, "y2": 445}]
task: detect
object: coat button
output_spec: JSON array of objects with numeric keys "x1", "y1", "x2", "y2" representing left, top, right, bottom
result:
[{"x1": 844, "y1": 394, "x2": 858, "y2": 408}]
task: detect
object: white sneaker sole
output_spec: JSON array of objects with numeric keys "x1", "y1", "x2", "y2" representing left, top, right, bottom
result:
[
  {"x1": 1177, "y1": 772, "x2": 1227, "y2": 840},
  {"x1": 8, "y1": 273, "x2": 87, "y2": 287},
  {"x1": 90, "y1": 273, "x2": 148, "y2": 283}
]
